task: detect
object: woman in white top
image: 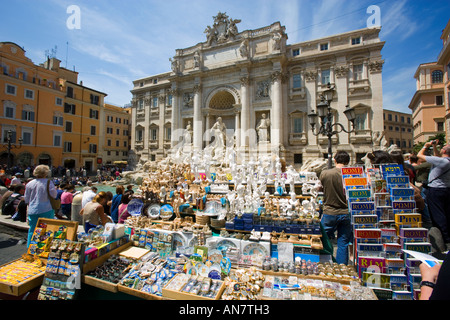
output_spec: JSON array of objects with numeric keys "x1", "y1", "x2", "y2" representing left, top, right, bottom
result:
[
  {"x1": 24, "y1": 165, "x2": 57, "y2": 247},
  {"x1": 80, "y1": 191, "x2": 109, "y2": 233}
]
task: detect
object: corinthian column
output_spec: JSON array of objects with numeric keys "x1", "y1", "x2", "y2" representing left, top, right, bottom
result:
[
  {"x1": 170, "y1": 87, "x2": 181, "y2": 148},
  {"x1": 240, "y1": 76, "x2": 249, "y2": 151},
  {"x1": 270, "y1": 71, "x2": 283, "y2": 153},
  {"x1": 193, "y1": 83, "x2": 202, "y2": 152}
]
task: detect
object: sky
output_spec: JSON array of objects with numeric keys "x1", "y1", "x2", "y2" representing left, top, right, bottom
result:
[{"x1": 1, "y1": 0, "x2": 449, "y2": 114}]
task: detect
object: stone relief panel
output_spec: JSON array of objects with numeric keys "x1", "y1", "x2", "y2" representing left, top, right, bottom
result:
[
  {"x1": 255, "y1": 79, "x2": 271, "y2": 100},
  {"x1": 183, "y1": 92, "x2": 194, "y2": 107}
]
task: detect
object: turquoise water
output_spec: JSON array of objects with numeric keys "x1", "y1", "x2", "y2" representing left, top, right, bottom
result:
[{"x1": 75, "y1": 184, "x2": 139, "y2": 193}]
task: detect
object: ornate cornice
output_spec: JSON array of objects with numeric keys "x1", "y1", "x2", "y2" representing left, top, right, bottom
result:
[
  {"x1": 369, "y1": 60, "x2": 384, "y2": 73},
  {"x1": 304, "y1": 70, "x2": 317, "y2": 82},
  {"x1": 169, "y1": 88, "x2": 181, "y2": 97},
  {"x1": 334, "y1": 65, "x2": 349, "y2": 78},
  {"x1": 271, "y1": 71, "x2": 287, "y2": 83},
  {"x1": 193, "y1": 84, "x2": 202, "y2": 93},
  {"x1": 240, "y1": 76, "x2": 249, "y2": 87}
]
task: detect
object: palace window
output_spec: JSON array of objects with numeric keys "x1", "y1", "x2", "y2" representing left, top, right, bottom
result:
[
  {"x1": 89, "y1": 144, "x2": 97, "y2": 153},
  {"x1": 138, "y1": 99, "x2": 144, "y2": 110},
  {"x1": 292, "y1": 73, "x2": 302, "y2": 90},
  {"x1": 355, "y1": 113, "x2": 366, "y2": 131},
  {"x1": 22, "y1": 128, "x2": 33, "y2": 145},
  {"x1": 25, "y1": 89, "x2": 34, "y2": 100},
  {"x1": 53, "y1": 115, "x2": 63, "y2": 126},
  {"x1": 4, "y1": 101, "x2": 15, "y2": 118},
  {"x1": 21, "y1": 109, "x2": 35, "y2": 121},
  {"x1": 53, "y1": 133, "x2": 62, "y2": 147},
  {"x1": 293, "y1": 117, "x2": 304, "y2": 133},
  {"x1": 432, "y1": 70, "x2": 443, "y2": 83},
  {"x1": 67, "y1": 86, "x2": 74, "y2": 98},
  {"x1": 90, "y1": 94, "x2": 99, "y2": 105},
  {"x1": 64, "y1": 103, "x2": 76, "y2": 114},
  {"x1": 321, "y1": 69, "x2": 330, "y2": 85},
  {"x1": 151, "y1": 128, "x2": 158, "y2": 141},
  {"x1": 64, "y1": 141, "x2": 72, "y2": 152},
  {"x1": 89, "y1": 109, "x2": 99, "y2": 119},
  {"x1": 65, "y1": 121, "x2": 72, "y2": 133},
  {"x1": 6, "y1": 84, "x2": 17, "y2": 96},
  {"x1": 136, "y1": 128, "x2": 143, "y2": 141},
  {"x1": 353, "y1": 64, "x2": 363, "y2": 81},
  {"x1": 351, "y1": 37, "x2": 361, "y2": 45}
]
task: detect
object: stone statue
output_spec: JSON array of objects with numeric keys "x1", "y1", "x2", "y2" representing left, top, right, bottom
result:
[
  {"x1": 204, "y1": 26, "x2": 216, "y2": 46},
  {"x1": 256, "y1": 113, "x2": 270, "y2": 142},
  {"x1": 372, "y1": 130, "x2": 388, "y2": 151},
  {"x1": 169, "y1": 58, "x2": 178, "y2": 73},
  {"x1": 194, "y1": 51, "x2": 200, "y2": 68},
  {"x1": 184, "y1": 121, "x2": 193, "y2": 145},
  {"x1": 272, "y1": 32, "x2": 282, "y2": 51},
  {"x1": 211, "y1": 117, "x2": 226, "y2": 149},
  {"x1": 226, "y1": 18, "x2": 241, "y2": 39},
  {"x1": 239, "y1": 40, "x2": 248, "y2": 58}
]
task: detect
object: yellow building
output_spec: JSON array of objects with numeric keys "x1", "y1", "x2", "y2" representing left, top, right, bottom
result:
[
  {"x1": 101, "y1": 103, "x2": 131, "y2": 166},
  {"x1": 383, "y1": 109, "x2": 414, "y2": 153},
  {"x1": 408, "y1": 62, "x2": 446, "y2": 144},
  {"x1": 0, "y1": 42, "x2": 76, "y2": 168},
  {"x1": 437, "y1": 19, "x2": 450, "y2": 142},
  {"x1": 62, "y1": 80, "x2": 107, "y2": 173},
  {"x1": 1, "y1": 41, "x2": 126, "y2": 174}
]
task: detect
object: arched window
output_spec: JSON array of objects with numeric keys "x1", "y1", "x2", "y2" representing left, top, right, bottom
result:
[{"x1": 432, "y1": 70, "x2": 443, "y2": 83}]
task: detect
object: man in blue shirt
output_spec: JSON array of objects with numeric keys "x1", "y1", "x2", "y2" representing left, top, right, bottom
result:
[
  {"x1": 418, "y1": 141, "x2": 450, "y2": 252},
  {"x1": 110, "y1": 185, "x2": 124, "y2": 223}
]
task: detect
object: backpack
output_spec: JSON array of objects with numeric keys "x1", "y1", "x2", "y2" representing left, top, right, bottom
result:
[{"x1": 2, "y1": 194, "x2": 21, "y2": 216}]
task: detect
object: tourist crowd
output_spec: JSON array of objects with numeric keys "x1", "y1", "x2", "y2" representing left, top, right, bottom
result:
[
  {"x1": 0, "y1": 165, "x2": 133, "y2": 247},
  {"x1": 1, "y1": 143, "x2": 449, "y2": 299}
]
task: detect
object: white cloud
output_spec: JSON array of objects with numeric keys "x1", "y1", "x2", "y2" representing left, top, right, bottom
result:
[
  {"x1": 380, "y1": 0, "x2": 418, "y2": 41},
  {"x1": 382, "y1": 65, "x2": 417, "y2": 112}
]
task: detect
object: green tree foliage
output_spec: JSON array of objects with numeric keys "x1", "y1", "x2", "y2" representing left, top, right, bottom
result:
[{"x1": 413, "y1": 132, "x2": 446, "y2": 154}]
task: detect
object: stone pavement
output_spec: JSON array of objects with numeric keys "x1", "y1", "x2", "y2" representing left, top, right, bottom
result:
[
  {"x1": 0, "y1": 213, "x2": 85, "y2": 237},
  {"x1": 0, "y1": 214, "x2": 29, "y2": 232}
]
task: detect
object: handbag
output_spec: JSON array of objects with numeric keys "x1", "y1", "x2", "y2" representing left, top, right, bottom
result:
[
  {"x1": 47, "y1": 179, "x2": 61, "y2": 210},
  {"x1": 422, "y1": 158, "x2": 450, "y2": 188}
]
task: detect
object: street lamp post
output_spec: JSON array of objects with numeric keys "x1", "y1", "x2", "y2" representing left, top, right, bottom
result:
[
  {"x1": 3, "y1": 130, "x2": 23, "y2": 172},
  {"x1": 308, "y1": 85, "x2": 356, "y2": 169}
]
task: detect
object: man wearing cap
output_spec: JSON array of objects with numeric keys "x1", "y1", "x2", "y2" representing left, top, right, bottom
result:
[{"x1": 10, "y1": 173, "x2": 23, "y2": 186}]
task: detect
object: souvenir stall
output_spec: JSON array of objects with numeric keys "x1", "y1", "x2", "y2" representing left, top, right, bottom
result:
[{"x1": 4, "y1": 155, "x2": 434, "y2": 300}]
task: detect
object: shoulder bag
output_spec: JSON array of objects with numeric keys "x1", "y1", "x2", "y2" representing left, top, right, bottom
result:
[{"x1": 47, "y1": 179, "x2": 61, "y2": 210}]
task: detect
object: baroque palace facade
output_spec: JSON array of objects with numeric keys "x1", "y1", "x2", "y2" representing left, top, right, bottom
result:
[{"x1": 130, "y1": 13, "x2": 385, "y2": 166}]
